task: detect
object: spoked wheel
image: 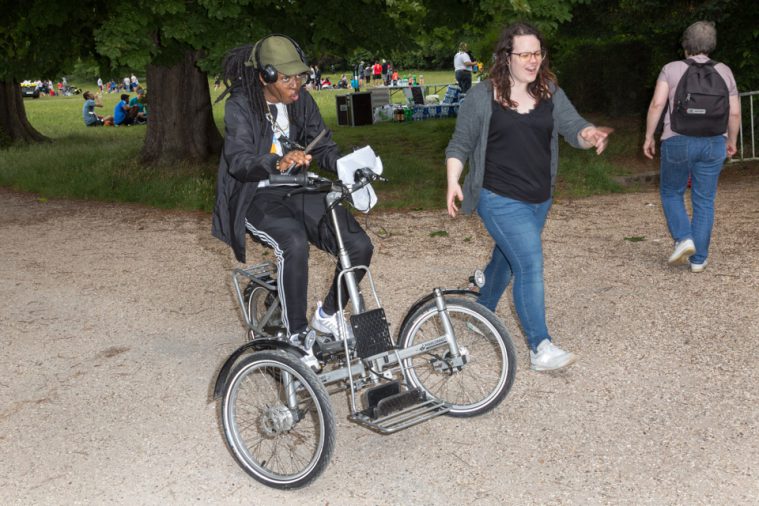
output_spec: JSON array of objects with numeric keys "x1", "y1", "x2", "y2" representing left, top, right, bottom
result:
[
  {"x1": 221, "y1": 350, "x2": 335, "y2": 489},
  {"x1": 398, "y1": 298, "x2": 516, "y2": 417},
  {"x1": 244, "y1": 284, "x2": 283, "y2": 339}
]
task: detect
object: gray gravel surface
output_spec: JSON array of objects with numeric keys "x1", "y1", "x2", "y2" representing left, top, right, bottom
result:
[{"x1": 1, "y1": 170, "x2": 758, "y2": 505}]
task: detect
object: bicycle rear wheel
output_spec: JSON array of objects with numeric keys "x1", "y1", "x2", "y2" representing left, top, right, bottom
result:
[
  {"x1": 220, "y1": 350, "x2": 335, "y2": 489},
  {"x1": 398, "y1": 298, "x2": 516, "y2": 417},
  {"x1": 244, "y1": 284, "x2": 283, "y2": 338}
]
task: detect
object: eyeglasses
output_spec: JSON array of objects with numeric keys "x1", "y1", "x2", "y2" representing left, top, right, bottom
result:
[
  {"x1": 280, "y1": 73, "x2": 309, "y2": 85},
  {"x1": 510, "y1": 49, "x2": 547, "y2": 62}
]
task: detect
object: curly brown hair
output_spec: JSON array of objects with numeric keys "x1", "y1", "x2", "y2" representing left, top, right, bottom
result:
[{"x1": 489, "y1": 22, "x2": 557, "y2": 108}]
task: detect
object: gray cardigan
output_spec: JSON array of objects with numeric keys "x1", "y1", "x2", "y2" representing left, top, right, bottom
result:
[{"x1": 445, "y1": 80, "x2": 592, "y2": 214}]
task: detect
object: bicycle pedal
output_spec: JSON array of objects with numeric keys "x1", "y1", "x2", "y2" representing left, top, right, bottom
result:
[
  {"x1": 363, "y1": 382, "x2": 424, "y2": 420},
  {"x1": 373, "y1": 388, "x2": 425, "y2": 419},
  {"x1": 314, "y1": 337, "x2": 355, "y2": 358}
]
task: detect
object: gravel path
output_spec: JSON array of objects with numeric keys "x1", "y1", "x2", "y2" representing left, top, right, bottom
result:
[{"x1": 1, "y1": 170, "x2": 758, "y2": 505}]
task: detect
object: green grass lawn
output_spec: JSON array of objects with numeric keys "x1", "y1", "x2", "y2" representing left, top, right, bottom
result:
[{"x1": 0, "y1": 75, "x2": 637, "y2": 212}]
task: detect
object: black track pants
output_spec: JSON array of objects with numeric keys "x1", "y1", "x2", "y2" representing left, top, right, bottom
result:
[{"x1": 245, "y1": 188, "x2": 373, "y2": 333}]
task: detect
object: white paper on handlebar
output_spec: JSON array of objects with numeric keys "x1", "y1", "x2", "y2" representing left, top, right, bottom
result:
[{"x1": 336, "y1": 146, "x2": 383, "y2": 213}]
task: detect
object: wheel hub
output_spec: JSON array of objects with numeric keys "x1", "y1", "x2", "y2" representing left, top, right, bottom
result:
[
  {"x1": 432, "y1": 346, "x2": 469, "y2": 373},
  {"x1": 260, "y1": 404, "x2": 295, "y2": 435}
]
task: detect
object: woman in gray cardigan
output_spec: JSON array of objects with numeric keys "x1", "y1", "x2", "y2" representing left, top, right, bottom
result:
[{"x1": 445, "y1": 22, "x2": 612, "y2": 372}]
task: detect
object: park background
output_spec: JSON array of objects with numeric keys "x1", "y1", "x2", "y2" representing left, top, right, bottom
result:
[
  {"x1": 2, "y1": 2, "x2": 759, "y2": 503},
  {"x1": 1, "y1": 0, "x2": 757, "y2": 209}
]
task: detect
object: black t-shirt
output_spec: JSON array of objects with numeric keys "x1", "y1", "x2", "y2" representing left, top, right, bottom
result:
[{"x1": 482, "y1": 97, "x2": 553, "y2": 203}]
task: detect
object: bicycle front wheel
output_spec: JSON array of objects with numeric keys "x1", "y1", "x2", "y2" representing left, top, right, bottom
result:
[
  {"x1": 220, "y1": 350, "x2": 335, "y2": 489},
  {"x1": 398, "y1": 298, "x2": 516, "y2": 417}
]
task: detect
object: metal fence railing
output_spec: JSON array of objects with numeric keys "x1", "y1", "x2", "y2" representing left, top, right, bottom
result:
[{"x1": 735, "y1": 90, "x2": 758, "y2": 162}]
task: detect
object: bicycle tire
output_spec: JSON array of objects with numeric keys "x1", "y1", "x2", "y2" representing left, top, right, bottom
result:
[
  {"x1": 398, "y1": 298, "x2": 516, "y2": 417},
  {"x1": 220, "y1": 350, "x2": 336, "y2": 489}
]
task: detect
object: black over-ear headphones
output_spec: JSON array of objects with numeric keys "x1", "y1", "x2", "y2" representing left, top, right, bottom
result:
[{"x1": 254, "y1": 33, "x2": 307, "y2": 84}]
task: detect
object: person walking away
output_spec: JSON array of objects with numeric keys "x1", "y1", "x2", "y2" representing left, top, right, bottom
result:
[
  {"x1": 211, "y1": 35, "x2": 373, "y2": 362},
  {"x1": 454, "y1": 42, "x2": 475, "y2": 94},
  {"x1": 643, "y1": 21, "x2": 740, "y2": 273},
  {"x1": 445, "y1": 22, "x2": 612, "y2": 371}
]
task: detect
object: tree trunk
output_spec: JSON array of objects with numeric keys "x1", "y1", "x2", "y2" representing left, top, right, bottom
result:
[
  {"x1": 0, "y1": 79, "x2": 50, "y2": 147},
  {"x1": 140, "y1": 50, "x2": 223, "y2": 165}
]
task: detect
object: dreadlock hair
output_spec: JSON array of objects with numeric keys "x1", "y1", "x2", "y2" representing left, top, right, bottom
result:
[
  {"x1": 217, "y1": 44, "x2": 269, "y2": 121},
  {"x1": 489, "y1": 22, "x2": 557, "y2": 109}
]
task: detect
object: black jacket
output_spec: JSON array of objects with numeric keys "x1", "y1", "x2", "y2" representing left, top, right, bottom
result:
[{"x1": 211, "y1": 87, "x2": 341, "y2": 263}]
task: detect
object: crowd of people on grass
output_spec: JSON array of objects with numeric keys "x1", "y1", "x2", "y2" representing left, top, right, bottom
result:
[
  {"x1": 82, "y1": 85, "x2": 148, "y2": 127},
  {"x1": 210, "y1": 20, "x2": 739, "y2": 373},
  {"x1": 22, "y1": 78, "x2": 81, "y2": 96},
  {"x1": 95, "y1": 74, "x2": 141, "y2": 94}
]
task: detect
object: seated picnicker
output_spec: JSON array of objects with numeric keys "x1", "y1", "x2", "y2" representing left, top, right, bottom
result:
[
  {"x1": 113, "y1": 93, "x2": 146, "y2": 126},
  {"x1": 129, "y1": 88, "x2": 148, "y2": 124},
  {"x1": 82, "y1": 91, "x2": 113, "y2": 127}
]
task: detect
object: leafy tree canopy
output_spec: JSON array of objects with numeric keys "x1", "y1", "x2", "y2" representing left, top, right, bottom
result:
[{"x1": 0, "y1": 0, "x2": 104, "y2": 80}]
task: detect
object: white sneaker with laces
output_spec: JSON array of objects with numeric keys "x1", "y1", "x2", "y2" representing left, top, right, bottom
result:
[
  {"x1": 689, "y1": 259, "x2": 708, "y2": 273},
  {"x1": 668, "y1": 239, "x2": 696, "y2": 264},
  {"x1": 530, "y1": 339, "x2": 577, "y2": 372},
  {"x1": 310, "y1": 302, "x2": 350, "y2": 340}
]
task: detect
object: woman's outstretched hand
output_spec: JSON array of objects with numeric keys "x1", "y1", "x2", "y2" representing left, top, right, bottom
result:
[{"x1": 580, "y1": 126, "x2": 614, "y2": 155}]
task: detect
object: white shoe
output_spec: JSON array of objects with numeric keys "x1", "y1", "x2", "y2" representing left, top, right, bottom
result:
[
  {"x1": 310, "y1": 302, "x2": 351, "y2": 340},
  {"x1": 289, "y1": 329, "x2": 320, "y2": 370},
  {"x1": 689, "y1": 259, "x2": 708, "y2": 273},
  {"x1": 668, "y1": 239, "x2": 695, "y2": 264},
  {"x1": 530, "y1": 339, "x2": 577, "y2": 372}
]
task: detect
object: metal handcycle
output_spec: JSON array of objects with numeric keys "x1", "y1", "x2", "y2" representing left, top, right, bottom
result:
[{"x1": 212, "y1": 167, "x2": 517, "y2": 489}]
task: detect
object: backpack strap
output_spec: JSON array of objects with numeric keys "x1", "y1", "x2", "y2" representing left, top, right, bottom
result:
[{"x1": 684, "y1": 57, "x2": 716, "y2": 67}]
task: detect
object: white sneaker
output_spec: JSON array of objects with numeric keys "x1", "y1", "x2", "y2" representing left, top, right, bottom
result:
[
  {"x1": 289, "y1": 329, "x2": 320, "y2": 370},
  {"x1": 668, "y1": 239, "x2": 695, "y2": 264},
  {"x1": 310, "y1": 302, "x2": 350, "y2": 340},
  {"x1": 689, "y1": 259, "x2": 708, "y2": 273},
  {"x1": 530, "y1": 339, "x2": 577, "y2": 372}
]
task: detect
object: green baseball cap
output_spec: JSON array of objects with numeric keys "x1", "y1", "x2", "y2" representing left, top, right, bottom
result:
[{"x1": 246, "y1": 35, "x2": 309, "y2": 76}]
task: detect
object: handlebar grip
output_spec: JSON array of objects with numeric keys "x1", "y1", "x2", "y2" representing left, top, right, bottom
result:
[
  {"x1": 269, "y1": 173, "x2": 307, "y2": 186},
  {"x1": 354, "y1": 167, "x2": 389, "y2": 183}
]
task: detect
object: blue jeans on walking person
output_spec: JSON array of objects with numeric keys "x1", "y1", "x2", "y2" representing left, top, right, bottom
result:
[
  {"x1": 660, "y1": 135, "x2": 726, "y2": 264},
  {"x1": 476, "y1": 189, "x2": 552, "y2": 352}
]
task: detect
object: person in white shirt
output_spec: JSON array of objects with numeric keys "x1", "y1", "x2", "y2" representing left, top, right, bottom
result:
[{"x1": 453, "y1": 42, "x2": 475, "y2": 93}]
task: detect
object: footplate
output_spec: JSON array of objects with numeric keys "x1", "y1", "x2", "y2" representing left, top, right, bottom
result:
[
  {"x1": 350, "y1": 389, "x2": 449, "y2": 434},
  {"x1": 351, "y1": 308, "x2": 393, "y2": 359}
]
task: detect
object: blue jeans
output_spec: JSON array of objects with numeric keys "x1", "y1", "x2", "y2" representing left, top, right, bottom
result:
[
  {"x1": 476, "y1": 189, "x2": 552, "y2": 351},
  {"x1": 660, "y1": 135, "x2": 726, "y2": 264}
]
